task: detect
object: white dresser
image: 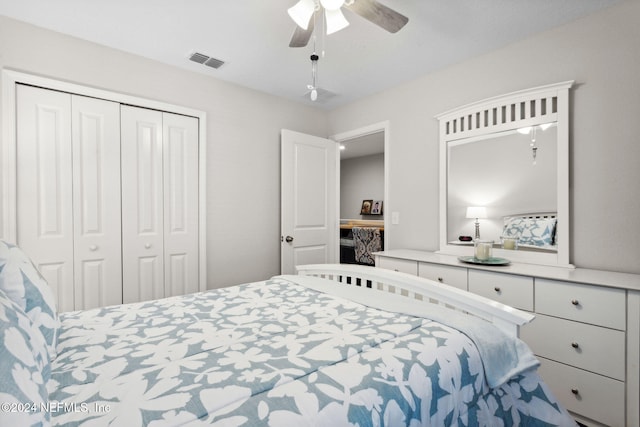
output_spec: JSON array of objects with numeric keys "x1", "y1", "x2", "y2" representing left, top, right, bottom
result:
[{"x1": 375, "y1": 249, "x2": 640, "y2": 427}]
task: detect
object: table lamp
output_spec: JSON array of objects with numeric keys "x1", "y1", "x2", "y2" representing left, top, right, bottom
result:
[{"x1": 466, "y1": 206, "x2": 487, "y2": 240}]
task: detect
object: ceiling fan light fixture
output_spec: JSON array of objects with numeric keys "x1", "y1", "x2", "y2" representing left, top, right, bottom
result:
[
  {"x1": 325, "y1": 7, "x2": 350, "y2": 34},
  {"x1": 320, "y1": 0, "x2": 345, "y2": 11},
  {"x1": 288, "y1": 0, "x2": 316, "y2": 30},
  {"x1": 517, "y1": 126, "x2": 533, "y2": 135}
]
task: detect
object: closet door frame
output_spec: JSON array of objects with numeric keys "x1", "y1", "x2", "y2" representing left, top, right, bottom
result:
[{"x1": 1, "y1": 69, "x2": 207, "y2": 293}]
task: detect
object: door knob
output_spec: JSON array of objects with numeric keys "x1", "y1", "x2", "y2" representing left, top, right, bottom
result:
[
  {"x1": 89, "y1": 245, "x2": 98, "y2": 251},
  {"x1": 285, "y1": 236, "x2": 294, "y2": 243},
  {"x1": 145, "y1": 243, "x2": 152, "y2": 249}
]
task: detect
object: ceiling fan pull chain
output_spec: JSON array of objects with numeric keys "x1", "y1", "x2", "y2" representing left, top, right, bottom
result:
[{"x1": 309, "y1": 50, "x2": 319, "y2": 101}]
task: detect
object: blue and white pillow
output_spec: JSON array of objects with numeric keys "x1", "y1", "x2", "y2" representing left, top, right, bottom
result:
[
  {"x1": 0, "y1": 240, "x2": 59, "y2": 359},
  {"x1": 502, "y1": 217, "x2": 557, "y2": 247},
  {"x1": 0, "y1": 288, "x2": 50, "y2": 425}
]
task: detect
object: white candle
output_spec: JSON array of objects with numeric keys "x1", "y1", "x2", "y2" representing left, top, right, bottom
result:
[
  {"x1": 503, "y1": 238, "x2": 517, "y2": 250},
  {"x1": 475, "y1": 241, "x2": 493, "y2": 260}
]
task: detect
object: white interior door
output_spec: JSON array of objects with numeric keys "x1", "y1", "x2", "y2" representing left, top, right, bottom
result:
[
  {"x1": 16, "y1": 85, "x2": 74, "y2": 311},
  {"x1": 281, "y1": 129, "x2": 338, "y2": 274},
  {"x1": 121, "y1": 105, "x2": 165, "y2": 303},
  {"x1": 71, "y1": 95, "x2": 122, "y2": 310},
  {"x1": 163, "y1": 112, "x2": 199, "y2": 297}
]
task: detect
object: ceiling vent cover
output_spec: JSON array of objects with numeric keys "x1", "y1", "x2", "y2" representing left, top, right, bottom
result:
[
  {"x1": 189, "y1": 52, "x2": 225, "y2": 69},
  {"x1": 204, "y1": 57, "x2": 225, "y2": 69}
]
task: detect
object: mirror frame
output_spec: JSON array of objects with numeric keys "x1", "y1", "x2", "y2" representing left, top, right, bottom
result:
[{"x1": 436, "y1": 81, "x2": 574, "y2": 268}]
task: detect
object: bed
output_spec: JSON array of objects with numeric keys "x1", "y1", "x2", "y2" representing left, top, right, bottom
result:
[
  {"x1": 0, "y1": 242, "x2": 577, "y2": 426},
  {"x1": 502, "y1": 213, "x2": 558, "y2": 252}
]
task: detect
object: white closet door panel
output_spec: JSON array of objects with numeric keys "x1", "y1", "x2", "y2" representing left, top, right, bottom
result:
[
  {"x1": 77, "y1": 260, "x2": 106, "y2": 309},
  {"x1": 121, "y1": 105, "x2": 164, "y2": 303},
  {"x1": 71, "y1": 95, "x2": 122, "y2": 309},
  {"x1": 16, "y1": 85, "x2": 74, "y2": 312},
  {"x1": 163, "y1": 113, "x2": 199, "y2": 297},
  {"x1": 137, "y1": 256, "x2": 164, "y2": 302}
]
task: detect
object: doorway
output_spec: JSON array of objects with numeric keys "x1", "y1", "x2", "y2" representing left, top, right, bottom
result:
[{"x1": 332, "y1": 121, "x2": 389, "y2": 263}]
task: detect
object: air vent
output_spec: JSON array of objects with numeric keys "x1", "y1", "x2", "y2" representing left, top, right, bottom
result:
[
  {"x1": 189, "y1": 52, "x2": 209, "y2": 64},
  {"x1": 189, "y1": 52, "x2": 225, "y2": 69},
  {"x1": 204, "y1": 57, "x2": 225, "y2": 69}
]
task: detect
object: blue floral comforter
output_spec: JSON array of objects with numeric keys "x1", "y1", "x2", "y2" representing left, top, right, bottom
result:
[{"x1": 49, "y1": 276, "x2": 576, "y2": 426}]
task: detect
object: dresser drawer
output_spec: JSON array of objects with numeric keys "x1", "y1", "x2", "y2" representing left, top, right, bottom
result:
[
  {"x1": 521, "y1": 314, "x2": 625, "y2": 380},
  {"x1": 536, "y1": 279, "x2": 626, "y2": 330},
  {"x1": 537, "y1": 357, "x2": 625, "y2": 427},
  {"x1": 376, "y1": 257, "x2": 418, "y2": 275},
  {"x1": 468, "y1": 270, "x2": 533, "y2": 310},
  {"x1": 418, "y1": 262, "x2": 467, "y2": 290}
]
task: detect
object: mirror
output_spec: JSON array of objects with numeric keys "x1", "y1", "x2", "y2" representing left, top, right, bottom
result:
[
  {"x1": 437, "y1": 81, "x2": 573, "y2": 267},
  {"x1": 447, "y1": 125, "x2": 557, "y2": 251}
]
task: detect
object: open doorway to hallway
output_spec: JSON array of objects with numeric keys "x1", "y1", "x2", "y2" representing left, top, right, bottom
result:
[{"x1": 333, "y1": 123, "x2": 388, "y2": 265}]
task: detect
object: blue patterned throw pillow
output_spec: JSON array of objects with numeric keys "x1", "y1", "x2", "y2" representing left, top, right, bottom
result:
[
  {"x1": 0, "y1": 288, "x2": 50, "y2": 425},
  {"x1": 502, "y1": 217, "x2": 557, "y2": 247},
  {"x1": 0, "y1": 240, "x2": 59, "y2": 359}
]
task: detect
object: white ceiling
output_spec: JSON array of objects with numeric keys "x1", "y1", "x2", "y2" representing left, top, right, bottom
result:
[
  {"x1": 0, "y1": 0, "x2": 621, "y2": 110},
  {"x1": 340, "y1": 131, "x2": 385, "y2": 159}
]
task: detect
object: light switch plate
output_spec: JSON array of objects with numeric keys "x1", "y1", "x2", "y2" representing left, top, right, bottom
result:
[{"x1": 391, "y1": 211, "x2": 400, "y2": 225}]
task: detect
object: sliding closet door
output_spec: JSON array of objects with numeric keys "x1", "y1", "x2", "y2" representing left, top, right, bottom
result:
[
  {"x1": 163, "y1": 113, "x2": 199, "y2": 297},
  {"x1": 121, "y1": 106, "x2": 165, "y2": 303},
  {"x1": 16, "y1": 85, "x2": 74, "y2": 311},
  {"x1": 71, "y1": 95, "x2": 122, "y2": 309}
]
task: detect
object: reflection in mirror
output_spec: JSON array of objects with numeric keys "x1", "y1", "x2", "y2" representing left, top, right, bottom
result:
[{"x1": 447, "y1": 125, "x2": 557, "y2": 252}]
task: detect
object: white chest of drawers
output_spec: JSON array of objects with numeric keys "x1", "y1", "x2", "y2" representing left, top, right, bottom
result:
[
  {"x1": 419, "y1": 262, "x2": 468, "y2": 290},
  {"x1": 375, "y1": 249, "x2": 640, "y2": 427},
  {"x1": 468, "y1": 269, "x2": 534, "y2": 311}
]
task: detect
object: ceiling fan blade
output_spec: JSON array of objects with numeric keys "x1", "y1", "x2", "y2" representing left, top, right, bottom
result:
[
  {"x1": 289, "y1": 15, "x2": 315, "y2": 47},
  {"x1": 344, "y1": 0, "x2": 408, "y2": 33}
]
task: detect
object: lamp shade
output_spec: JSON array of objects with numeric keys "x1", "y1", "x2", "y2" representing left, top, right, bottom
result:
[
  {"x1": 288, "y1": 0, "x2": 316, "y2": 30},
  {"x1": 325, "y1": 8, "x2": 349, "y2": 34},
  {"x1": 320, "y1": 0, "x2": 345, "y2": 10},
  {"x1": 466, "y1": 206, "x2": 487, "y2": 219}
]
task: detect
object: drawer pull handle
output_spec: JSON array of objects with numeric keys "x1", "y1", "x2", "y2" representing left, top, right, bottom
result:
[
  {"x1": 494, "y1": 287, "x2": 501, "y2": 293},
  {"x1": 571, "y1": 342, "x2": 580, "y2": 349},
  {"x1": 437, "y1": 277, "x2": 444, "y2": 283},
  {"x1": 571, "y1": 388, "x2": 579, "y2": 395},
  {"x1": 571, "y1": 299, "x2": 579, "y2": 306}
]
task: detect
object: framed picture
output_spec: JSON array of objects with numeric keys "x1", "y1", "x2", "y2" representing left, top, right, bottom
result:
[
  {"x1": 371, "y1": 200, "x2": 383, "y2": 215},
  {"x1": 360, "y1": 200, "x2": 373, "y2": 215}
]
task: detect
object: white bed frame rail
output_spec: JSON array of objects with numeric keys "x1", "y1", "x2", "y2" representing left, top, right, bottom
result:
[{"x1": 296, "y1": 264, "x2": 534, "y2": 337}]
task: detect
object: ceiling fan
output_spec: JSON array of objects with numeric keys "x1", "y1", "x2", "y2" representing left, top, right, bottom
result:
[{"x1": 288, "y1": 0, "x2": 409, "y2": 48}]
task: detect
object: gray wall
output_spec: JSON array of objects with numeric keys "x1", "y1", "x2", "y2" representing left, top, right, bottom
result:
[
  {"x1": 327, "y1": 0, "x2": 640, "y2": 274},
  {"x1": 340, "y1": 154, "x2": 385, "y2": 220},
  {"x1": 0, "y1": 15, "x2": 328, "y2": 289}
]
